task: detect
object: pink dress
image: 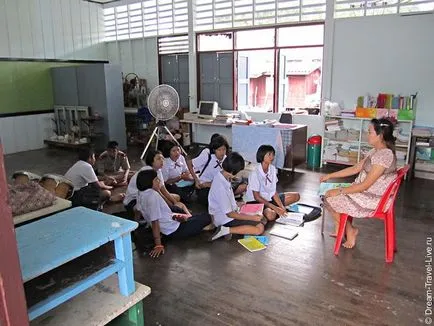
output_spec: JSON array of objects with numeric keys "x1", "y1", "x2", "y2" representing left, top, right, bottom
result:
[{"x1": 325, "y1": 148, "x2": 397, "y2": 218}]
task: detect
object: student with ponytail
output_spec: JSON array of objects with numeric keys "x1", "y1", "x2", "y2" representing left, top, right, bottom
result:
[{"x1": 321, "y1": 118, "x2": 397, "y2": 249}]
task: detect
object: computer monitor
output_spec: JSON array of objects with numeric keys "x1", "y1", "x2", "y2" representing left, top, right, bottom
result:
[{"x1": 198, "y1": 101, "x2": 218, "y2": 119}]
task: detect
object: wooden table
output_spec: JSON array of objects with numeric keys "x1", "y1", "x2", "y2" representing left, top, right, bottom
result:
[
  {"x1": 13, "y1": 197, "x2": 72, "y2": 226},
  {"x1": 16, "y1": 207, "x2": 138, "y2": 321},
  {"x1": 30, "y1": 275, "x2": 151, "y2": 326}
]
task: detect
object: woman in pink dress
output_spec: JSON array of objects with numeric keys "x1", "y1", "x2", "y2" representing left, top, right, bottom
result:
[{"x1": 321, "y1": 118, "x2": 397, "y2": 249}]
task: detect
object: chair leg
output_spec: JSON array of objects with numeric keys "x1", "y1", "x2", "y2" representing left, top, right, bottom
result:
[
  {"x1": 334, "y1": 214, "x2": 348, "y2": 256},
  {"x1": 385, "y1": 213, "x2": 395, "y2": 263}
]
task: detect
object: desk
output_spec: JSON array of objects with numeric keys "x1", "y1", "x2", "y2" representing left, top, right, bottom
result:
[
  {"x1": 180, "y1": 118, "x2": 232, "y2": 145},
  {"x1": 232, "y1": 125, "x2": 307, "y2": 170},
  {"x1": 13, "y1": 197, "x2": 71, "y2": 226},
  {"x1": 16, "y1": 207, "x2": 138, "y2": 320},
  {"x1": 408, "y1": 135, "x2": 434, "y2": 180}
]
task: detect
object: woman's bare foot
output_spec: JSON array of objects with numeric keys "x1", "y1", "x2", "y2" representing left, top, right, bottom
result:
[{"x1": 343, "y1": 227, "x2": 359, "y2": 249}]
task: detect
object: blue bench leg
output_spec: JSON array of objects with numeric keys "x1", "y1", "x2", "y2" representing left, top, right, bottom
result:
[{"x1": 114, "y1": 233, "x2": 135, "y2": 296}]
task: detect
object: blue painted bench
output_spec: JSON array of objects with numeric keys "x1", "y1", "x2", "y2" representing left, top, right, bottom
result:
[{"x1": 16, "y1": 206, "x2": 138, "y2": 321}]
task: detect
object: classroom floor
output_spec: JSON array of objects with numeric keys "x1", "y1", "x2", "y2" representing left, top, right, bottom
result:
[{"x1": 5, "y1": 146, "x2": 434, "y2": 326}]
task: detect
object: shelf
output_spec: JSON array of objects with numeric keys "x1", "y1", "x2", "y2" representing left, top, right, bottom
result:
[
  {"x1": 325, "y1": 115, "x2": 413, "y2": 123},
  {"x1": 324, "y1": 137, "x2": 359, "y2": 144}
]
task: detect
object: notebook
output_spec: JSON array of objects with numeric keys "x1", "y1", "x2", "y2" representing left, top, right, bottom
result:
[
  {"x1": 318, "y1": 182, "x2": 351, "y2": 196},
  {"x1": 276, "y1": 212, "x2": 304, "y2": 227},
  {"x1": 239, "y1": 203, "x2": 264, "y2": 216},
  {"x1": 244, "y1": 235, "x2": 269, "y2": 246},
  {"x1": 238, "y1": 237, "x2": 267, "y2": 252},
  {"x1": 270, "y1": 225, "x2": 299, "y2": 240}
]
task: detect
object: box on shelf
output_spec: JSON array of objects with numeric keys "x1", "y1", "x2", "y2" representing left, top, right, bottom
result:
[
  {"x1": 397, "y1": 110, "x2": 415, "y2": 121},
  {"x1": 416, "y1": 147, "x2": 433, "y2": 161},
  {"x1": 376, "y1": 108, "x2": 389, "y2": 119},
  {"x1": 355, "y1": 108, "x2": 377, "y2": 118}
]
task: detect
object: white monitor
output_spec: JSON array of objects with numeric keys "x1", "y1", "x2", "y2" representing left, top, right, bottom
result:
[{"x1": 198, "y1": 101, "x2": 219, "y2": 119}]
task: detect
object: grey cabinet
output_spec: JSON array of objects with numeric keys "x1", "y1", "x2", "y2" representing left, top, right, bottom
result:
[
  {"x1": 199, "y1": 52, "x2": 233, "y2": 110},
  {"x1": 161, "y1": 54, "x2": 189, "y2": 109},
  {"x1": 51, "y1": 64, "x2": 126, "y2": 150}
]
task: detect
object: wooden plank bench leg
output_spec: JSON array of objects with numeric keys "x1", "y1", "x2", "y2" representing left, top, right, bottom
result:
[{"x1": 114, "y1": 233, "x2": 135, "y2": 296}]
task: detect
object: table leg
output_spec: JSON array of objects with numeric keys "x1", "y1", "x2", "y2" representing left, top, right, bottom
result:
[
  {"x1": 114, "y1": 233, "x2": 135, "y2": 296},
  {"x1": 321, "y1": 211, "x2": 325, "y2": 235}
]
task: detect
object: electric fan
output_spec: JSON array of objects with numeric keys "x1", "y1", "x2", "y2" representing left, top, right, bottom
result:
[{"x1": 140, "y1": 84, "x2": 187, "y2": 159}]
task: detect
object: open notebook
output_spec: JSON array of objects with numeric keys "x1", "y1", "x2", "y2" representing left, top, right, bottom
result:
[{"x1": 318, "y1": 182, "x2": 351, "y2": 196}]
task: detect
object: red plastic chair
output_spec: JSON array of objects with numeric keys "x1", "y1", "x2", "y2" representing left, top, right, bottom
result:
[{"x1": 334, "y1": 165, "x2": 410, "y2": 263}]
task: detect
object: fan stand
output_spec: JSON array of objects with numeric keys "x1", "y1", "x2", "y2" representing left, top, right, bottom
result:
[{"x1": 140, "y1": 120, "x2": 187, "y2": 160}]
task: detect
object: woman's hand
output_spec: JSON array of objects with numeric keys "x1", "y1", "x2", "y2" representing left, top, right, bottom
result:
[
  {"x1": 320, "y1": 174, "x2": 331, "y2": 183},
  {"x1": 149, "y1": 245, "x2": 165, "y2": 258},
  {"x1": 175, "y1": 202, "x2": 191, "y2": 215},
  {"x1": 325, "y1": 188, "x2": 341, "y2": 198}
]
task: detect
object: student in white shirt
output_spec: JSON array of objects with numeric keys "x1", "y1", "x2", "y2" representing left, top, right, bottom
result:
[
  {"x1": 123, "y1": 149, "x2": 189, "y2": 218},
  {"x1": 209, "y1": 152, "x2": 265, "y2": 241},
  {"x1": 186, "y1": 133, "x2": 221, "y2": 179},
  {"x1": 161, "y1": 141, "x2": 194, "y2": 202},
  {"x1": 245, "y1": 145, "x2": 300, "y2": 221},
  {"x1": 65, "y1": 148, "x2": 123, "y2": 209},
  {"x1": 136, "y1": 169, "x2": 211, "y2": 258}
]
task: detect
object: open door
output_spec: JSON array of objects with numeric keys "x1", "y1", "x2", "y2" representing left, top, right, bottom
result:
[
  {"x1": 0, "y1": 141, "x2": 29, "y2": 326},
  {"x1": 237, "y1": 54, "x2": 249, "y2": 111}
]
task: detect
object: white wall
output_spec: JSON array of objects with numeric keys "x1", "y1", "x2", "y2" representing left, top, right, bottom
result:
[
  {"x1": 0, "y1": 0, "x2": 106, "y2": 60},
  {"x1": 330, "y1": 14, "x2": 434, "y2": 127},
  {"x1": 0, "y1": 0, "x2": 107, "y2": 154},
  {"x1": 107, "y1": 38, "x2": 159, "y2": 90}
]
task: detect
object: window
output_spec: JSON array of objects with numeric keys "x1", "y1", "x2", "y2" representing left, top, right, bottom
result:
[
  {"x1": 103, "y1": 0, "x2": 188, "y2": 41},
  {"x1": 198, "y1": 33, "x2": 233, "y2": 52},
  {"x1": 335, "y1": 0, "x2": 434, "y2": 19},
  {"x1": 235, "y1": 29, "x2": 275, "y2": 49},
  {"x1": 195, "y1": 0, "x2": 326, "y2": 31}
]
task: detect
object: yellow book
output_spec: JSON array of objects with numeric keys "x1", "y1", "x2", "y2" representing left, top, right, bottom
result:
[{"x1": 237, "y1": 237, "x2": 266, "y2": 252}]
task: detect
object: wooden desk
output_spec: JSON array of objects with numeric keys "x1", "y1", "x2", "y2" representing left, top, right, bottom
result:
[
  {"x1": 13, "y1": 197, "x2": 72, "y2": 226},
  {"x1": 31, "y1": 275, "x2": 151, "y2": 326},
  {"x1": 16, "y1": 207, "x2": 138, "y2": 321},
  {"x1": 180, "y1": 119, "x2": 232, "y2": 145}
]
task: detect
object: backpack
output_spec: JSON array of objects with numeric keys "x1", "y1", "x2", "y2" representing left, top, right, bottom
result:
[{"x1": 199, "y1": 152, "x2": 212, "y2": 178}]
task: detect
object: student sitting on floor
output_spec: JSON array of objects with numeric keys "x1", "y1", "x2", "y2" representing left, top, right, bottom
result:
[
  {"x1": 186, "y1": 133, "x2": 221, "y2": 178},
  {"x1": 97, "y1": 141, "x2": 132, "y2": 187},
  {"x1": 136, "y1": 169, "x2": 212, "y2": 258},
  {"x1": 244, "y1": 145, "x2": 300, "y2": 221},
  {"x1": 65, "y1": 148, "x2": 124, "y2": 210},
  {"x1": 123, "y1": 149, "x2": 189, "y2": 219},
  {"x1": 161, "y1": 141, "x2": 194, "y2": 203},
  {"x1": 209, "y1": 152, "x2": 265, "y2": 241}
]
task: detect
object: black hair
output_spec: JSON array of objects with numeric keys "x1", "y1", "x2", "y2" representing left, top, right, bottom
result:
[
  {"x1": 162, "y1": 141, "x2": 179, "y2": 158},
  {"x1": 222, "y1": 152, "x2": 245, "y2": 175},
  {"x1": 371, "y1": 118, "x2": 396, "y2": 153},
  {"x1": 256, "y1": 145, "x2": 275, "y2": 163},
  {"x1": 209, "y1": 135, "x2": 229, "y2": 154},
  {"x1": 78, "y1": 148, "x2": 94, "y2": 162},
  {"x1": 145, "y1": 149, "x2": 163, "y2": 166},
  {"x1": 107, "y1": 141, "x2": 119, "y2": 149},
  {"x1": 136, "y1": 169, "x2": 157, "y2": 191},
  {"x1": 210, "y1": 133, "x2": 220, "y2": 144}
]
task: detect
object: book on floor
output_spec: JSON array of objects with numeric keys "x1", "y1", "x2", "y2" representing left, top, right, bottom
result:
[
  {"x1": 244, "y1": 235, "x2": 269, "y2": 246},
  {"x1": 239, "y1": 203, "x2": 264, "y2": 216},
  {"x1": 238, "y1": 237, "x2": 267, "y2": 252},
  {"x1": 318, "y1": 182, "x2": 351, "y2": 196},
  {"x1": 270, "y1": 224, "x2": 299, "y2": 241},
  {"x1": 276, "y1": 212, "x2": 305, "y2": 227}
]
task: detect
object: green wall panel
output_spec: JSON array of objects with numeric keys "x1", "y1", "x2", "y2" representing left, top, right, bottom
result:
[{"x1": 0, "y1": 61, "x2": 77, "y2": 114}]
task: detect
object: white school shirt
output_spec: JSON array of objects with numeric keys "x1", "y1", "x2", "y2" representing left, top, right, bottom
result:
[
  {"x1": 208, "y1": 172, "x2": 237, "y2": 226},
  {"x1": 245, "y1": 164, "x2": 278, "y2": 202},
  {"x1": 137, "y1": 189, "x2": 180, "y2": 235},
  {"x1": 65, "y1": 160, "x2": 98, "y2": 191},
  {"x1": 161, "y1": 156, "x2": 188, "y2": 183},
  {"x1": 193, "y1": 153, "x2": 226, "y2": 183},
  {"x1": 123, "y1": 166, "x2": 164, "y2": 206}
]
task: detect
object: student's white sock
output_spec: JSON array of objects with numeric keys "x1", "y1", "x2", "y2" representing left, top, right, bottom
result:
[{"x1": 210, "y1": 226, "x2": 230, "y2": 241}]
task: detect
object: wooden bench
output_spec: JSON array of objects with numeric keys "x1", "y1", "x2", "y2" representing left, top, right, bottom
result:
[{"x1": 16, "y1": 207, "x2": 139, "y2": 321}]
